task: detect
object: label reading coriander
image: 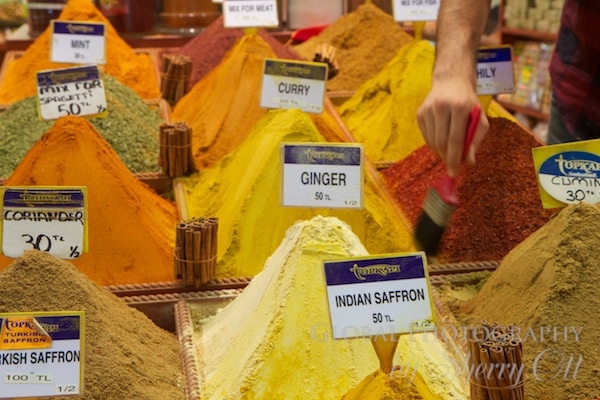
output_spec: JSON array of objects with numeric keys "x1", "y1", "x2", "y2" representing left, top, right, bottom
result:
[{"x1": 51, "y1": 21, "x2": 106, "y2": 65}]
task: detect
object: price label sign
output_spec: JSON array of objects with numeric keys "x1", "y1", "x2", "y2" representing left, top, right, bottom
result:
[
  {"x1": 532, "y1": 139, "x2": 600, "y2": 208},
  {"x1": 476, "y1": 46, "x2": 515, "y2": 96},
  {"x1": 1, "y1": 187, "x2": 88, "y2": 259},
  {"x1": 281, "y1": 143, "x2": 363, "y2": 209},
  {"x1": 223, "y1": 0, "x2": 278, "y2": 28},
  {"x1": 324, "y1": 253, "x2": 436, "y2": 340},
  {"x1": 36, "y1": 65, "x2": 107, "y2": 121},
  {"x1": 0, "y1": 312, "x2": 84, "y2": 398},
  {"x1": 261, "y1": 59, "x2": 327, "y2": 114},
  {"x1": 392, "y1": 0, "x2": 439, "y2": 21},
  {"x1": 51, "y1": 20, "x2": 106, "y2": 64}
]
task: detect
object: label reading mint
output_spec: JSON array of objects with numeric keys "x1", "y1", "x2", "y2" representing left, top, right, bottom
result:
[
  {"x1": 476, "y1": 46, "x2": 515, "y2": 95},
  {"x1": 223, "y1": 0, "x2": 278, "y2": 28},
  {"x1": 324, "y1": 253, "x2": 435, "y2": 340},
  {"x1": 261, "y1": 59, "x2": 327, "y2": 114},
  {"x1": 1, "y1": 188, "x2": 86, "y2": 260},
  {"x1": 392, "y1": 0, "x2": 439, "y2": 21},
  {"x1": 36, "y1": 65, "x2": 107, "y2": 121},
  {"x1": 51, "y1": 21, "x2": 106, "y2": 64},
  {"x1": 281, "y1": 144, "x2": 363, "y2": 209},
  {"x1": 0, "y1": 312, "x2": 84, "y2": 398}
]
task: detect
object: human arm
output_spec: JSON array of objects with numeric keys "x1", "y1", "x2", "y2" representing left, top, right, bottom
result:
[{"x1": 417, "y1": 0, "x2": 492, "y2": 177}]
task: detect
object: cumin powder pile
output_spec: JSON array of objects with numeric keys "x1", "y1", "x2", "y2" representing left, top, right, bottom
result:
[
  {"x1": 0, "y1": 0, "x2": 159, "y2": 104},
  {"x1": 0, "y1": 250, "x2": 185, "y2": 399},
  {"x1": 0, "y1": 116, "x2": 178, "y2": 286}
]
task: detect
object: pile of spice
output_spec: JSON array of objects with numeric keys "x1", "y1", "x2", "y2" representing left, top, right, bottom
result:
[
  {"x1": 293, "y1": 3, "x2": 414, "y2": 92},
  {"x1": 341, "y1": 370, "x2": 422, "y2": 399},
  {"x1": 165, "y1": 15, "x2": 301, "y2": 89},
  {"x1": 171, "y1": 33, "x2": 346, "y2": 170},
  {"x1": 0, "y1": 250, "x2": 185, "y2": 399},
  {"x1": 0, "y1": 116, "x2": 179, "y2": 286},
  {"x1": 447, "y1": 202, "x2": 600, "y2": 399},
  {"x1": 337, "y1": 40, "x2": 434, "y2": 164},
  {"x1": 0, "y1": 74, "x2": 163, "y2": 177},
  {"x1": 0, "y1": 0, "x2": 160, "y2": 104},
  {"x1": 381, "y1": 117, "x2": 555, "y2": 262},
  {"x1": 182, "y1": 108, "x2": 414, "y2": 278}
]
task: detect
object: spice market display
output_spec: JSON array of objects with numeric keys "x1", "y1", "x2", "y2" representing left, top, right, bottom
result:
[{"x1": 0, "y1": 0, "x2": 593, "y2": 399}]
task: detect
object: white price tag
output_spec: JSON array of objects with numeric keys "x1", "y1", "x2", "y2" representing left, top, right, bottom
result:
[
  {"x1": 261, "y1": 59, "x2": 327, "y2": 114},
  {"x1": 281, "y1": 144, "x2": 363, "y2": 209},
  {"x1": 476, "y1": 46, "x2": 516, "y2": 96},
  {"x1": 392, "y1": 0, "x2": 439, "y2": 21},
  {"x1": 223, "y1": 0, "x2": 278, "y2": 28},
  {"x1": 51, "y1": 21, "x2": 106, "y2": 65},
  {"x1": 0, "y1": 313, "x2": 84, "y2": 399},
  {"x1": 1, "y1": 187, "x2": 87, "y2": 259},
  {"x1": 324, "y1": 253, "x2": 436, "y2": 340},
  {"x1": 36, "y1": 65, "x2": 107, "y2": 121}
]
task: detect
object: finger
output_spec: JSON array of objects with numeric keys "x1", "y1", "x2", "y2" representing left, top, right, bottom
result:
[
  {"x1": 466, "y1": 112, "x2": 490, "y2": 165},
  {"x1": 446, "y1": 111, "x2": 469, "y2": 178}
]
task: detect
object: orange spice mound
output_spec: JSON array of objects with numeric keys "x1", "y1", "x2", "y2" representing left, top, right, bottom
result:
[
  {"x1": 1, "y1": 116, "x2": 179, "y2": 286},
  {"x1": 0, "y1": 0, "x2": 159, "y2": 104}
]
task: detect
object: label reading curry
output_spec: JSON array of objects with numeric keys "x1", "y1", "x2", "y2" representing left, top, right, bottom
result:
[
  {"x1": 323, "y1": 253, "x2": 436, "y2": 340},
  {"x1": 281, "y1": 143, "x2": 363, "y2": 209},
  {"x1": 51, "y1": 20, "x2": 106, "y2": 64},
  {"x1": 1, "y1": 187, "x2": 88, "y2": 259},
  {"x1": 0, "y1": 312, "x2": 84, "y2": 398},
  {"x1": 532, "y1": 139, "x2": 600, "y2": 208},
  {"x1": 261, "y1": 59, "x2": 328, "y2": 114}
]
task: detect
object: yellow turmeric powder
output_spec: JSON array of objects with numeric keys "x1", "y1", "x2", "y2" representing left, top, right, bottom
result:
[
  {"x1": 0, "y1": 116, "x2": 179, "y2": 286},
  {"x1": 341, "y1": 370, "x2": 423, "y2": 399},
  {"x1": 0, "y1": 0, "x2": 160, "y2": 104},
  {"x1": 338, "y1": 40, "x2": 435, "y2": 164}
]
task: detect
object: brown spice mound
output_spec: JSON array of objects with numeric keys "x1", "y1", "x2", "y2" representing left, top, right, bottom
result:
[
  {"x1": 293, "y1": 3, "x2": 414, "y2": 92},
  {"x1": 381, "y1": 117, "x2": 555, "y2": 262},
  {"x1": 0, "y1": 251, "x2": 185, "y2": 400}
]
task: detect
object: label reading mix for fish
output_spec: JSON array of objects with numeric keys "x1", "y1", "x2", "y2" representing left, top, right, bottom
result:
[
  {"x1": 324, "y1": 253, "x2": 436, "y2": 340},
  {"x1": 36, "y1": 65, "x2": 107, "y2": 121},
  {"x1": 50, "y1": 21, "x2": 106, "y2": 64},
  {"x1": 222, "y1": 0, "x2": 278, "y2": 28},
  {"x1": 0, "y1": 312, "x2": 84, "y2": 398},
  {"x1": 532, "y1": 139, "x2": 600, "y2": 208},
  {"x1": 281, "y1": 143, "x2": 363, "y2": 209},
  {"x1": 392, "y1": 0, "x2": 439, "y2": 21},
  {"x1": 1, "y1": 187, "x2": 88, "y2": 259},
  {"x1": 476, "y1": 46, "x2": 515, "y2": 96},
  {"x1": 261, "y1": 59, "x2": 327, "y2": 114}
]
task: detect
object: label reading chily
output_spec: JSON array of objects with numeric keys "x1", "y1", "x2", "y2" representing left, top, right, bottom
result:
[
  {"x1": 476, "y1": 46, "x2": 515, "y2": 95},
  {"x1": 51, "y1": 21, "x2": 106, "y2": 64}
]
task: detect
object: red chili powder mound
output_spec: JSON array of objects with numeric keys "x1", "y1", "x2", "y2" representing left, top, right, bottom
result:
[
  {"x1": 168, "y1": 16, "x2": 301, "y2": 88},
  {"x1": 381, "y1": 117, "x2": 556, "y2": 262}
]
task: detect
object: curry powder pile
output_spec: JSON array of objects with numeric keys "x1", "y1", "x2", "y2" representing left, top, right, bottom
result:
[{"x1": 0, "y1": 0, "x2": 159, "y2": 104}]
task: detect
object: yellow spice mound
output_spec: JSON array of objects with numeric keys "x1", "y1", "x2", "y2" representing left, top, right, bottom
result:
[
  {"x1": 0, "y1": 0, "x2": 159, "y2": 103},
  {"x1": 338, "y1": 40, "x2": 434, "y2": 164},
  {"x1": 341, "y1": 369, "x2": 423, "y2": 400},
  {"x1": 195, "y1": 216, "x2": 379, "y2": 399},
  {"x1": 182, "y1": 108, "x2": 414, "y2": 278}
]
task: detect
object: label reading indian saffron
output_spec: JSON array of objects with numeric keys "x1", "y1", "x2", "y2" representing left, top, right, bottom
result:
[
  {"x1": 0, "y1": 312, "x2": 84, "y2": 398},
  {"x1": 323, "y1": 253, "x2": 436, "y2": 340},
  {"x1": 281, "y1": 143, "x2": 363, "y2": 209},
  {"x1": 36, "y1": 65, "x2": 108, "y2": 121},
  {"x1": 476, "y1": 46, "x2": 516, "y2": 96},
  {"x1": 392, "y1": 0, "x2": 439, "y2": 21},
  {"x1": 260, "y1": 59, "x2": 327, "y2": 114},
  {"x1": 222, "y1": 0, "x2": 278, "y2": 28},
  {"x1": 50, "y1": 21, "x2": 106, "y2": 65},
  {"x1": 532, "y1": 139, "x2": 600, "y2": 208},
  {"x1": 1, "y1": 187, "x2": 88, "y2": 259}
]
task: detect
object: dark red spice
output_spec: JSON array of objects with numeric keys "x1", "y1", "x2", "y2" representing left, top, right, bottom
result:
[
  {"x1": 381, "y1": 117, "x2": 557, "y2": 262},
  {"x1": 166, "y1": 16, "x2": 301, "y2": 88}
]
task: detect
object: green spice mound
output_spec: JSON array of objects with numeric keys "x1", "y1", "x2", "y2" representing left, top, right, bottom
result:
[
  {"x1": 0, "y1": 74, "x2": 163, "y2": 177},
  {"x1": 0, "y1": 250, "x2": 185, "y2": 400}
]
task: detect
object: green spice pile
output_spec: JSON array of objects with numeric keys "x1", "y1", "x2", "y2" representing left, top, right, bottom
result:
[{"x1": 0, "y1": 74, "x2": 163, "y2": 177}]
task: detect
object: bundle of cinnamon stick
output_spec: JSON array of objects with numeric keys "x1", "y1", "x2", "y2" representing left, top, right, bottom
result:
[
  {"x1": 159, "y1": 122, "x2": 196, "y2": 178},
  {"x1": 160, "y1": 54, "x2": 192, "y2": 106},
  {"x1": 313, "y1": 43, "x2": 339, "y2": 80},
  {"x1": 468, "y1": 322, "x2": 525, "y2": 400},
  {"x1": 175, "y1": 217, "x2": 219, "y2": 287}
]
